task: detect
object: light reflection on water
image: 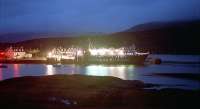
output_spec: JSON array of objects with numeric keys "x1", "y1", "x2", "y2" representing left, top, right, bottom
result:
[
  {"x1": 0, "y1": 62, "x2": 199, "y2": 90},
  {"x1": 0, "y1": 64, "x2": 2, "y2": 81},
  {"x1": 46, "y1": 65, "x2": 54, "y2": 75},
  {"x1": 85, "y1": 65, "x2": 134, "y2": 80},
  {"x1": 13, "y1": 64, "x2": 20, "y2": 77},
  {"x1": 0, "y1": 54, "x2": 199, "y2": 90}
]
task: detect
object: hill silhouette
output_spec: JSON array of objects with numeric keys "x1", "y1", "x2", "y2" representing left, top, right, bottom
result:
[{"x1": 0, "y1": 20, "x2": 199, "y2": 54}]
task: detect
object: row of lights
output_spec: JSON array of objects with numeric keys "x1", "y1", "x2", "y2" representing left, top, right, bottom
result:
[
  {"x1": 47, "y1": 49, "x2": 84, "y2": 60},
  {"x1": 89, "y1": 48, "x2": 125, "y2": 56},
  {"x1": 47, "y1": 47, "x2": 147, "y2": 60}
]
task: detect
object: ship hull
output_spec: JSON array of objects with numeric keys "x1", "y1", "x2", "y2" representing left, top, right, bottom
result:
[{"x1": 61, "y1": 54, "x2": 148, "y2": 65}]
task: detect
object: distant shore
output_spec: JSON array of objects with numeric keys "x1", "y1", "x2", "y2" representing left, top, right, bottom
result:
[{"x1": 0, "y1": 74, "x2": 199, "y2": 109}]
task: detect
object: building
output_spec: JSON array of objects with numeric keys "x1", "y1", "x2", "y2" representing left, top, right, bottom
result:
[
  {"x1": 47, "y1": 47, "x2": 84, "y2": 61},
  {"x1": 2, "y1": 47, "x2": 32, "y2": 59}
]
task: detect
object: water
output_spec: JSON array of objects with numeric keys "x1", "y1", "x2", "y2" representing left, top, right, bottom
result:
[{"x1": 0, "y1": 55, "x2": 199, "y2": 90}]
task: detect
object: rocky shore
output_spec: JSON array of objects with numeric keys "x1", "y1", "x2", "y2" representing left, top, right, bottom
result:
[{"x1": 0, "y1": 75, "x2": 199, "y2": 109}]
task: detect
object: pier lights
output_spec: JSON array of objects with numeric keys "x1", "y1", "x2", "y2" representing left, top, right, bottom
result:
[
  {"x1": 89, "y1": 48, "x2": 107, "y2": 56},
  {"x1": 77, "y1": 50, "x2": 83, "y2": 56},
  {"x1": 48, "y1": 52, "x2": 52, "y2": 58},
  {"x1": 89, "y1": 49, "x2": 98, "y2": 56},
  {"x1": 47, "y1": 48, "x2": 85, "y2": 61},
  {"x1": 89, "y1": 48, "x2": 125, "y2": 56},
  {"x1": 108, "y1": 51, "x2": 114, "y2": 56},
  {"x1": 99, "y1": 49, "x2": 106, "y2": 56},
  {"x1": 118, "y1": 50, "x2": 124, "y2": 56}
]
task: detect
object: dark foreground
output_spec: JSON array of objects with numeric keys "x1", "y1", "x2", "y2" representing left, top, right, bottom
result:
[{"x1": 0, "y1": 75, "x2": 199, "y2": 109}]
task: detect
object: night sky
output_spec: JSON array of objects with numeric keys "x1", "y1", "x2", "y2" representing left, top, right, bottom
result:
[{"x1": 0, "y1": 0, "x2": 200, "y2": 34}]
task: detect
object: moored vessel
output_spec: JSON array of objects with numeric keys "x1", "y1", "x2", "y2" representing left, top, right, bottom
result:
[{"x1": 47, "y1": 45, "x2": 149, "y2": 65}]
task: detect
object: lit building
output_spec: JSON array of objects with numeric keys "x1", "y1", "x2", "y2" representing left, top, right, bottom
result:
[
  {"x1": 3, "y1": 47, "x2": 32, "y2": 59},
  {"x1": 13, "y1": 47, "x2": 26, "y2": 59},
  {"x1": 47, "y1": 47, "x2": 84, "y2": 61}
]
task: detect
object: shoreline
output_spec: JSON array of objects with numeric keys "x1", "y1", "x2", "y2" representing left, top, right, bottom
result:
[{"x1": 0, "y1": 74, "x2": 199, "y2": 109}]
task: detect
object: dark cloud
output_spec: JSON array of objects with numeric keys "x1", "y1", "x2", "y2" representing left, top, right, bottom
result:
[{"x1": 0, "y1": 0, "x2": 200, "y2": 33}]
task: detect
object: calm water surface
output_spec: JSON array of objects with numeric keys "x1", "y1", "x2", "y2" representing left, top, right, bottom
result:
[{"x1": 0, "y1": 55, "x2": 199, "y2": 90}]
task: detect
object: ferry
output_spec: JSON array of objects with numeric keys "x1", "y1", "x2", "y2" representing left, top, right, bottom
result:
[{"x1": 47, "y1": 45, "x2": 149, "y2": 65}]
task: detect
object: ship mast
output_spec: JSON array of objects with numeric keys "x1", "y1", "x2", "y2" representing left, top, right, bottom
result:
[{"x1": 88, "y1": 38, "x2": 94, "y2": 50}]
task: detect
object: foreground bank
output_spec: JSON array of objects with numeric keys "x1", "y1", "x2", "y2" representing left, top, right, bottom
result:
[{"x1": 0, "y1": 75, "x2": 199, "y2": 109}]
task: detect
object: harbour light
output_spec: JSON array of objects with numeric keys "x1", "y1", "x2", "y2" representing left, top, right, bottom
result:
[{"x1": 48, "y1": 52, "x2": 52, "y2": 58}]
